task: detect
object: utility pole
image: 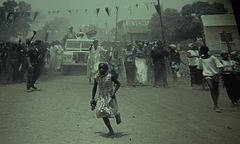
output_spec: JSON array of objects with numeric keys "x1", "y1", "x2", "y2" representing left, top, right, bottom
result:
[
  {"x1": 157, "y1": 0, "x2": 166, "y2": 49},
  {"x1": 115, "y1": 7, "x2": 119, "y2": 42}
]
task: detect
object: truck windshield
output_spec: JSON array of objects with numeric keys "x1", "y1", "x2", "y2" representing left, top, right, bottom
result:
[
  {"x1": 82, "y1": 42, "x2": 92, "y2": 51},
  {"x1": 66, "y1": 42, "x2": 80, "y2": 50}
]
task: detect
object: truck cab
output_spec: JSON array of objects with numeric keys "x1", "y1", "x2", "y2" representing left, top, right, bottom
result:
[{"x1": 61, "y1": 39, "x2": 94, "y2": 75}]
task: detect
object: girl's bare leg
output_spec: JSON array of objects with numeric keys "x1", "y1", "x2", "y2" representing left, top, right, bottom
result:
[{"x1": 103, "y1": 117, "x2": 114, "y2": 135}]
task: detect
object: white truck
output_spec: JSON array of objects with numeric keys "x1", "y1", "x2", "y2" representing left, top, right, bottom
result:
[{"x1": 61, "y1": 38, "x2": 94, "y2": 75}]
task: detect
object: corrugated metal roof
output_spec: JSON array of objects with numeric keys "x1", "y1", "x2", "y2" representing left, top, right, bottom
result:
[
  {"x1": 201, "y1": 14, "x2": 237, "y2": 27},
  {"x1": 123, "y1": 20, "x2": 150, "y2": 33}
]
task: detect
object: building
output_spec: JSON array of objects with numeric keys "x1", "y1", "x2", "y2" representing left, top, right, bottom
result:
[
  {"x1": 116, "y1": 19, "x2": 150, "y2": 44},
  {"x1": 201, "y1": 14, "x2": 240, "y2": 53}
]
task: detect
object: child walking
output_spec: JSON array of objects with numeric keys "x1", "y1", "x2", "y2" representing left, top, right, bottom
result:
[
  {"x1": 91, "y1": 62, "x2": 121, "y2": 136},
  {"x1": 198, "y1": 46, "x2": 223, "y2": 113}
]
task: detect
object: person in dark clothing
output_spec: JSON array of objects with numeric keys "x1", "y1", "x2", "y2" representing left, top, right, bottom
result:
[
  {"x1": 1, "y1": 42, "x2": 20, "y2": 84},
  {"x1": 124, "y1": 44, "x2": 136, "y2": 86},
  {"x1": 220, "y1": 51, "x2": 240, "y2": 105},
  {"x1": 9, "y1": 42, "x2": 21, "y2": 82},
  {"x1": 18, "y1": 39, "x2": 28, "y2": 82},
  {"x1": 151, "y1": 41, "x2": 169, "y2": 88},
  {"x1": 26, "y1": 40, "x2": 41, "y2": 92}
]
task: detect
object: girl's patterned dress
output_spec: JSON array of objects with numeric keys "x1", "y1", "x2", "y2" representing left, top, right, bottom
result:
[{"x1": 95, "y1": 73, "x2": 118, "y2": 118}]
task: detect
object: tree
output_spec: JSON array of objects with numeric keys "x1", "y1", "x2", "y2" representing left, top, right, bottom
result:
[
  {"x1": 148, "y1": 2, "x2": 229, "y2": 43},
  {"x1": 0, "y1": 0, "x2": 32, "y2": 41},
  {"x1": 34, "y1": 17, "x2": 71, "y2": 43},
  {"x1": 177, "y1": 2, "x2": 228, "y2": 40}
]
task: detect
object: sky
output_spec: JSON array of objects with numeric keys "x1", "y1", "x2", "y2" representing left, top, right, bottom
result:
[{"x1": 0, "y1": 0, "x2": 234, "y2": 31}]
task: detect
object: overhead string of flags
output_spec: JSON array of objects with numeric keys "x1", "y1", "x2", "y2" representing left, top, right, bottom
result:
[{"x1": 3, "y1": 1, "x2": 162, "y2": 21}]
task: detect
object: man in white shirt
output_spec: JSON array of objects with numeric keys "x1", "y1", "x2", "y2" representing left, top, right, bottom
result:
[
  {"x1": 88, "y1": 40, "x2": 107, "y2": 83},
  {"x1": 187, "y1": 44, "x2": 201, "y2": 88}
]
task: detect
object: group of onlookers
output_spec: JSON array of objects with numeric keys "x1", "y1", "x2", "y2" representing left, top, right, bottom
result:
[
  {"x1": 0, "y1": 38, "x2": 63, "y2": 85},
  {"x1": 187, "y1": 43, "x2": 240, "y2": 112}
]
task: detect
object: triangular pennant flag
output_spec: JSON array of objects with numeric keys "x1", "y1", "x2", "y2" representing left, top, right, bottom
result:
[
  {"x1": 4, "y1": 12, "x2": 7, "y2": 21},
  {"x1": 154, "y1": 4, "x2": 160, "y2": 15},
  {"x1": 96, "y1": 8, "x2": 100, "y2": 17},
  {"x1": 7, "y1": 12, "x2": 13, "y2": 20},
  {"x1": 151, "y1": 2, "x2": 155, "y2": 5},
  {"x1": 116, "y1": 6, "x2": 119, "y2": 12},
  {"x1": 127, "y1": 5, "x2": 132, "y2": 14},
  {"x1": 68, "y1": 10, "x2": 72, "y2": 14},
  {"x1": 145, "y1": 3, "x2": 149, "y2": 11},
  {"x1": 30, "y1": 12, "x2": 35, "y2": 20},
  {"x1": 33, "y1": 12, "x2": 39, "y2": 20},
  {"x1": 105, "y1": 7, "x2": 111, "y2": 16}
]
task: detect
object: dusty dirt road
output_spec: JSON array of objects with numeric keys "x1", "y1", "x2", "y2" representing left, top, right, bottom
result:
[{"x1": 0, "y1": 72, "x2": 240, "y2": 144}]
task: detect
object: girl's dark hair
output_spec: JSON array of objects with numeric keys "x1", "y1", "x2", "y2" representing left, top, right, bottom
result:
[
  {"x1": 200, "y1": 46, "x2": 209, "y2": 53},
  {"x1": 99, "y1": 62, "x2": 108, "y2": 70}
]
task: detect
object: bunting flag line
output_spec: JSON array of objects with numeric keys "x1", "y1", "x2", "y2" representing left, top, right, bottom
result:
[{"x1": 2, "y1": 1, "x2": 156, "y2": 21}]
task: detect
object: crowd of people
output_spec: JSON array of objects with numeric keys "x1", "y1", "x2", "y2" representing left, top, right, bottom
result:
[
  {"x1": 0, "y1": 31, "x2": 64, "y2": 91},
  {"x1": 87, "y1": 39, "x2": 184, "y2": 88},
  {"x1": 1, "y1": 33, "x2": 240, "y2": 113},
  {"x1": 86, "y1": 39, "x2": 240, "y2": 113}
]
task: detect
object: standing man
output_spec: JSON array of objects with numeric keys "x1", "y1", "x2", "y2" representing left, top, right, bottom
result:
[
  {"x1": 134, "y1": 41, "x2": 148, "y2": 85},
  {"x1": 186, "y1": 44, "x2": 201, "y2": 88},
  {"x1": 88, "y1": 40, "x2": 107, "y2": 83},
  {"x1": 26, "y1": 40, "x2": 41, "y2": 92},
  {"x1": 168, "y1": 44, "x2": 181, "y2": 82},
  {"x1": 151, "y1": 41, "x2": 169, "y2": 88},
  {"x1": 124, "y1": 43, "x2": 135, "y2": 86}
]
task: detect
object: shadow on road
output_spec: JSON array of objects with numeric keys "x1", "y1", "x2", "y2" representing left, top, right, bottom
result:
[{"x1": 95, "y1": 132, "x2": 128, "y2": 138}]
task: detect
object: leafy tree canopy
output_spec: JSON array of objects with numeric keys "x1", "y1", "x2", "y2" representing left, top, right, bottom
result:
[
  {"x1": 0, "y1": 0, "x2": 32, "y2": 41},
  {"x1": 148, "y1": 1, "x2": 228, "y2": 44}
]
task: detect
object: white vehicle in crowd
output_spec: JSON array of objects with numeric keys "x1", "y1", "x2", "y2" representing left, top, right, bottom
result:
[{"x1": 61, "y1": 38, "x2": 94, "y2": 75}]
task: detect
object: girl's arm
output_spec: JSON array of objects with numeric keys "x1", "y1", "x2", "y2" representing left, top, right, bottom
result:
[
  {"x1": 92, "y1": 79, "x2": 98, "y2": 100},
  {"x1": 111, "y1": 76, "x2": 121, "y2": 98}
]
